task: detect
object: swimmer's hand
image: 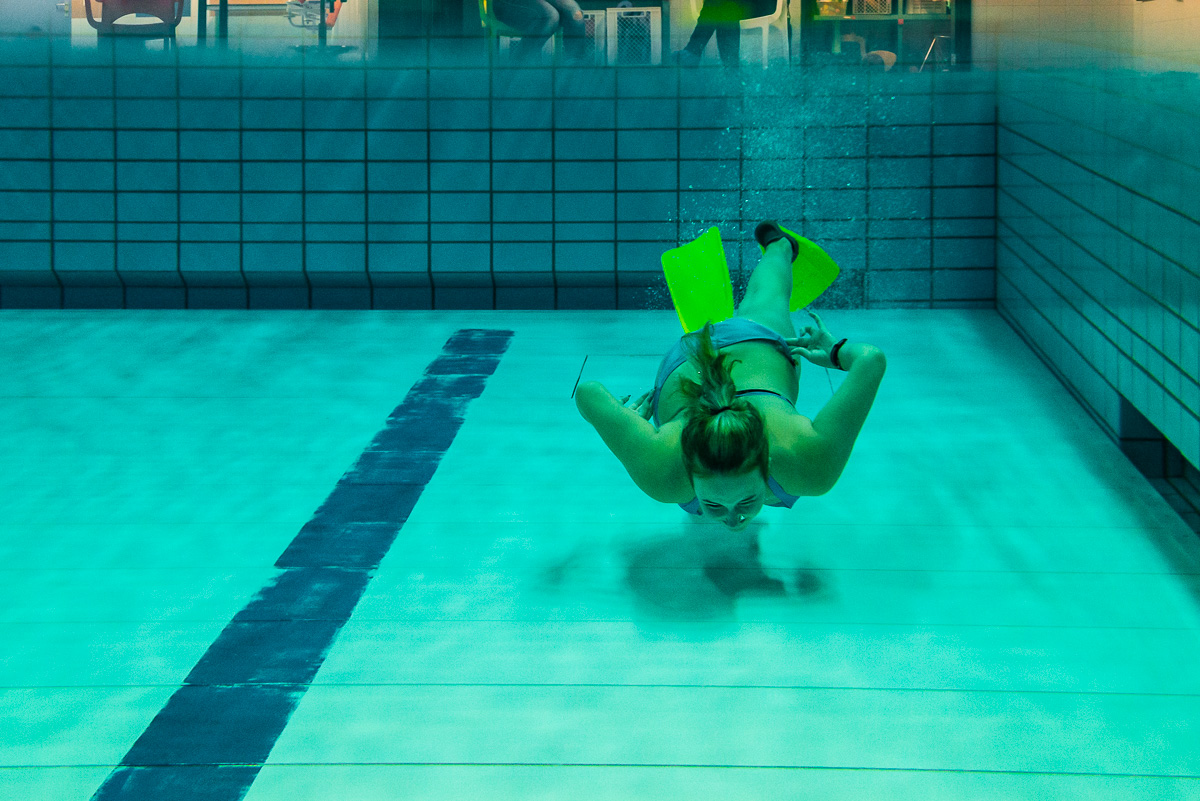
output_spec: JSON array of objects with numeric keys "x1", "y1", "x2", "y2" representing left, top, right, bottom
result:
[
  {"x1": 621, "y1": 390, "x2": 654, "y2": 420},
  {"x1": 786, "y1": 310, "x2": 838, "y2": 369}
]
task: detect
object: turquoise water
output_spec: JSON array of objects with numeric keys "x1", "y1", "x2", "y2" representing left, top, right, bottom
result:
[
  {"x1": 3, "y1": 307, "x2": 1199, "y2": 799},
  {"x1": 2, "y1": 3, "x2": 1200, "y2": 799}
]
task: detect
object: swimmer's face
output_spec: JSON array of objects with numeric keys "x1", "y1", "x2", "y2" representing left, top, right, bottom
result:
[{"x1": 692, "y1": 469, "x2": 768, "y2": 531}]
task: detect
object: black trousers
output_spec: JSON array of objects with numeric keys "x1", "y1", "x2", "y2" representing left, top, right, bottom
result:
[{"x1": 684, "y1": 0, "x2": 777, "y2": 66}]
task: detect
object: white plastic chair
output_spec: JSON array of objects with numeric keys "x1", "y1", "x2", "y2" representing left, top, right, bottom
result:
[{"x1": 688, "y1": 0, "x2": 789, "y2": 68}]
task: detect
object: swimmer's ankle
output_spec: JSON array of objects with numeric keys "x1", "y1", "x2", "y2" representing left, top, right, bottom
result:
[{"x1": 766, "y1": 238, "x2": 792, "y2": 256}]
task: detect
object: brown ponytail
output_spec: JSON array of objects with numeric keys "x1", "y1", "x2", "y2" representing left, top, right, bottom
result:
[{"x1": 676, "y1": 322, "x2": 770, "y2": 484}]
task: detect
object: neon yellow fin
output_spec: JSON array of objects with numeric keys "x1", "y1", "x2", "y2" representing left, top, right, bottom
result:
[
  {"x1": 661, "y1": 226, "x2": 734, "y2": 334},
  {"x1": 663, "y1": 225, "x2": 842, "y2": 334},
  {"x1": 758, "y1": 225, "x2": 841, "y2": 312}
]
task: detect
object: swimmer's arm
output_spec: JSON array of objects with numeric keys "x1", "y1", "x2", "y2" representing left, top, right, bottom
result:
[
  {"x1": 800, "y1": 345, "x2": 887, "y2": 494},
  {"x1": 575, "y1": 380, "x2": 682, "y2": 503}
]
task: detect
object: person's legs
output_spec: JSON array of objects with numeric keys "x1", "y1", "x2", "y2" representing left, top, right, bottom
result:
[
  {"x1": 697, "y1": 0, "x2": 751, "y2": 24},
  {"x1": 713, "y1": 23, "x2": 742, "y2": 66},
  {"x1": 491, "y1": 0, "x2": 559, "y2": 62},
  {"x1": 546, "y1": 0, "x2": 588, "y2": 61},
  {"x1": 683, "y1": 23, "x2": 716, "y2": 58},
  {"x1": 734, "y1": 238, "x2": 797, "y2": 339},
  {"x1": 686, "y1": 0, "x2": 754, "y2": 65}
]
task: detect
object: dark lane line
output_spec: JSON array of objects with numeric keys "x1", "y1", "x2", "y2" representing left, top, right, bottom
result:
[{"x1": 91, "y1": 328, "x2": 515, "y2": 801}]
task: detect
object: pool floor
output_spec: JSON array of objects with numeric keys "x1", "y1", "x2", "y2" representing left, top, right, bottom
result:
[{"x1": 2, "y1": 309, "x2": 1199, "y2": 800}]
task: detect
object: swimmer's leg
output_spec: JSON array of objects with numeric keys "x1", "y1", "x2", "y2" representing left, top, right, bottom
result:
[{"x1": 735, "y1": 237, "x2": 796, "y2": 338}]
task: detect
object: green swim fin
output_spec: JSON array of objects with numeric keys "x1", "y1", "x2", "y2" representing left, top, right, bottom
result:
[
  {"x1": 663, "y1": 225, "x2": 842, "y2": 334},
  {"x1": 661, "y1": 226, "x2": 734, "y2": 334},
  {"x1": 758, "y1": 224, "x2": 841, "y2": 312}
]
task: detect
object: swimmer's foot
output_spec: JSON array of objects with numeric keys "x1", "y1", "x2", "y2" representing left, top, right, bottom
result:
[{"x1": 754, "y1": 220, "x2": 800, "y2": 262}]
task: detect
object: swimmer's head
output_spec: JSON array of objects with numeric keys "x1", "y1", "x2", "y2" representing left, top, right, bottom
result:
[
  {"x1": 676, "y1": 323, "x2": 771, "y2": 529},
  {"x1": 692, "y1": 467, "x2": 768, "y2": 530}
]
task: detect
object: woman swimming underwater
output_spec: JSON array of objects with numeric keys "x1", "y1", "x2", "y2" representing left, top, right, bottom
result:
[{"x1": 576, "y1": 221, "x2": 887, "y2": 530}]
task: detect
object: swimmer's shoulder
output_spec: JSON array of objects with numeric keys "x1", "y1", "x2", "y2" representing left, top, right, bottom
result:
[
  {"x1": 649, "y1": 418, "x2": 695, "y2": 504},
  {"x1": 772, "y1": 412, "x2": 832, "y2": 498}
]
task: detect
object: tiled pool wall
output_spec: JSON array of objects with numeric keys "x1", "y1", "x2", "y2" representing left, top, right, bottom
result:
[
  {"x1": 995, "y1": 68, "x2": 1200, "y2": 480},
  {"x1": 0, "y1": 0, "x2": 1197, "y2": 477},
  {"x1": 0, "y1": 45, "x2": 997, "y2": 313}
]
